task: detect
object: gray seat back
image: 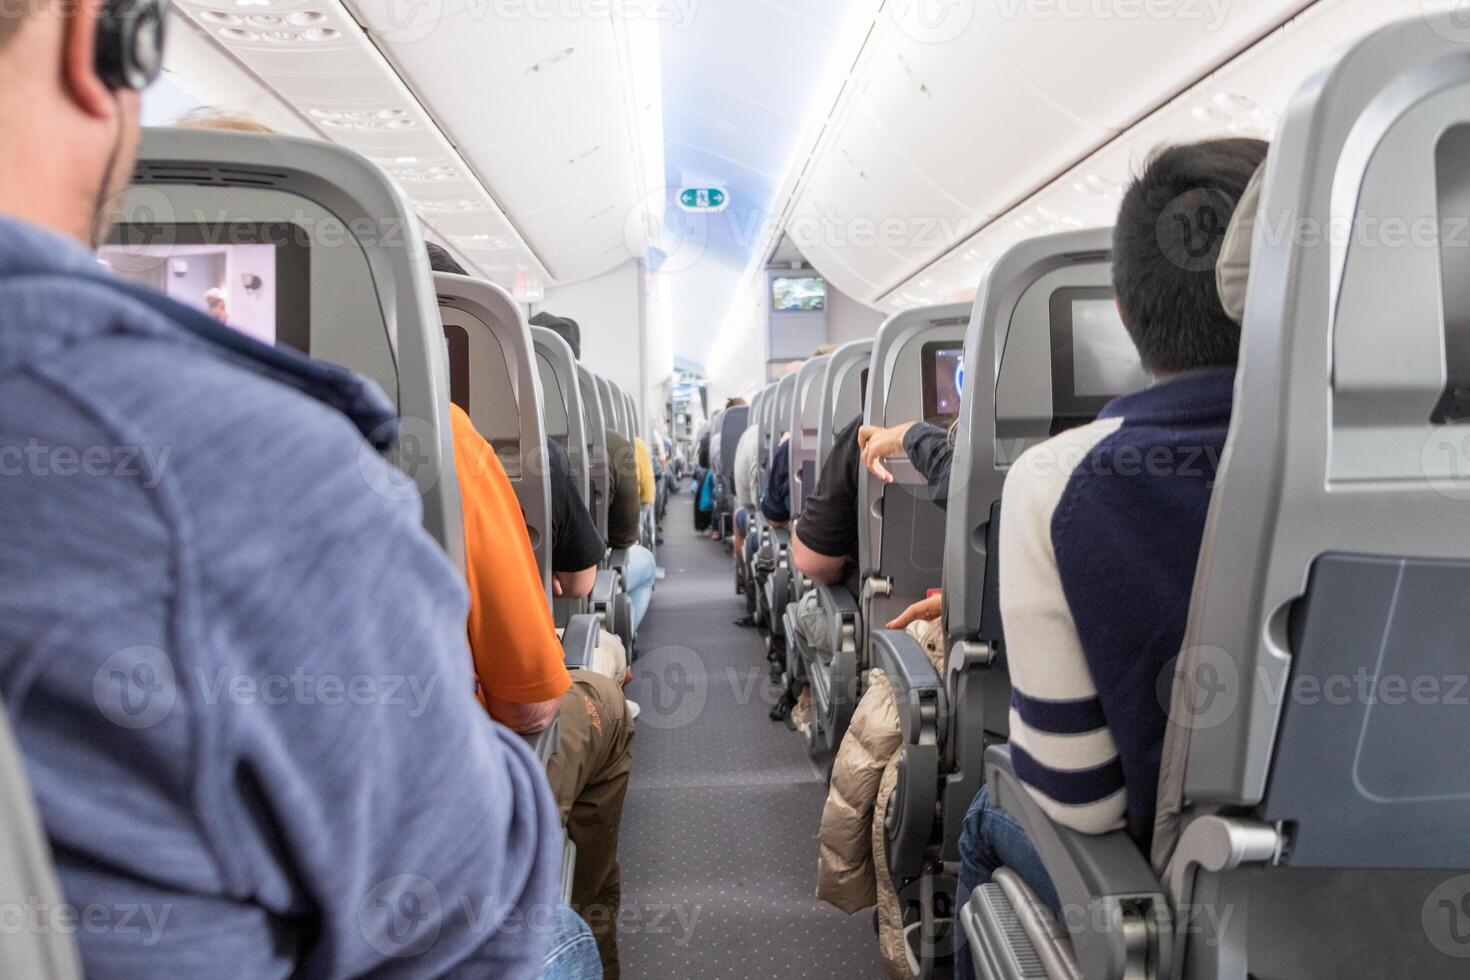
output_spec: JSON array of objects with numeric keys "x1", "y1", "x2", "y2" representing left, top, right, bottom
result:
[
  {"x1": 754, "y1": 383, "x2": 777, "y2": 489},
  {"x1": 858, "y1": 304, "x2": 970, "y2": 629},
  {"x1": 437, "y1": 273, "x2": 551, "y2": 599},
  {"x1": 115, "y1": 128, "x2": 464, "y2": 568},
  {"x1": 595, "y1": 376, "x2": 620, "y2": 443},
  {"x1": 719, "y1": 405, "x2": 750, "y2": 487},
  {"x1": 0, "y1": 701, "x2": 82, "y2": 979},
  {"x1": 577, "y1": 365, "x2": 611, "y2": 538},
  {"x1": 768, "y1": 373, "x2": 798, "y2": 474},
  {"x1": 708, "y1": 408, "x2": 726, "y2": 488},
  {"x1": 623, "y1": 389, "x2": 640, "y2": 442},
  {"x1": 790, "y1": 355, "x2": 831, "y2": 517},
  {"x1": 945, "y1": 228, "x2": 1119, "y2": 658},
  {"x1": 719, "y1": 407, "x2": 748, "y2": 474},
  {"x1": 1159, "y1": 12, "x2": 1470, "y2": 875},
  {"x1": 940, "y1": 229, "x2": 1127, "y2": 857},
  {"x1": 608, "y1": 382, "x2": 628, "y2": 440},
  {"x1": 817, "y1": 340, "x2": 872, "y2": 473},
  {"x1": 532, "y1": 327, "x2": 589, "y2": 505}
]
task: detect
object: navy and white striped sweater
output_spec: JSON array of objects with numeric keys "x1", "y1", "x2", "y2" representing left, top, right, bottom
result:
[{"x1": 1000, "y1": 367, "x2": 1235, "y2": 850}]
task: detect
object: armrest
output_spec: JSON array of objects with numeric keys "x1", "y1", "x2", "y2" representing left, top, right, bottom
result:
[
  {"x1": 813, "y1": 581, "x2": 858, "y2": 620},
  {"x1": 561, "y1": 614, "x2": 599, "y2": 671},
  {"x1": 608, "y1": 548, "x2": 631, "y2": 574},
  {"x1": 522, "y1": 714, "x2": 561, "y2": 767},
  {"x1": 590, "y1": 569, "x2": 619, "y2": 608},
  {"x1": 813, "y1": 584, "x2": 861, "y2": 748},
  {"x1": 870, "y1": 629, "x2": 946, "y2": 748},
  {"x1": 985, "y1": 745, "x2": 1172, "y2": 980},
  {"x1": 560, "y1": 837, "x2": 577, "y2": 906},
  {"x1": 871, "y1": 629, "x2": 946, "y2": 879}
]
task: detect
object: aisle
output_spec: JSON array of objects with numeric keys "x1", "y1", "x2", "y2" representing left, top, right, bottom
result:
[{"x1": 620, "y1": 492, "x2": 885, "y2": 978}]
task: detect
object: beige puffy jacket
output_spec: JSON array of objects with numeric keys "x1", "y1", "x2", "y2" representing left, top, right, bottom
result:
[{"x1": 816, "y1": 620, "x2": 945, "y2": 975}]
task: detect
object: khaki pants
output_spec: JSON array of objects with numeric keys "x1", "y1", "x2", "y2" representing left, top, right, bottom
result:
[
  {"x1": 795, "y1": 589, "x2": 830, "y2": 657},
  {"x1": 544, "y1": 672, "x2": 636, "y2": 979}
]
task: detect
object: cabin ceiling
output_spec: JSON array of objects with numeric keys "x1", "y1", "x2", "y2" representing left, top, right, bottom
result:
[{"x1": 153, "y1": 0, "x2": 1455, "y2": 377}]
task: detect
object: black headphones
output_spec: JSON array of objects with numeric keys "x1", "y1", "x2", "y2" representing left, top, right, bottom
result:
[{"x1": 95, "y1": 0, "x2": 167, "y2": 91}]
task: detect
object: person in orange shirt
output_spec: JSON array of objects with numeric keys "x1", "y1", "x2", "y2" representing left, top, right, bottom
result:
[{"x1": 448, "y1": 401, "x2": 634, "y2": 979}]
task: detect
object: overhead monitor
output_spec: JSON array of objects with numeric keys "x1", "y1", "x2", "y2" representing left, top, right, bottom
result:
[
  {"x1": 1049, "y1": 287, "x2": 1149, "y2": 428},
  {"x1": 921, "y1": 341, "x2": 965, "y2": 422},
  {"x1": 771, "y1": 275, "x2": 827, "y2": 313},
  {"x1": 99, "y1": 221, "x2": 311, "y2": 353}
]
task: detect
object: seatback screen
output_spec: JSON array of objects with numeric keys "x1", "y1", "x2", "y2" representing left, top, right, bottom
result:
[
  {"x1": 99, "y1": 222, "x2": 311, "y2": 353},
  {"x1": 1049, "y1": 287, "x2": 1148, "y2": 428},
  {"x1": 921, "y1": 341, "x2": 965, "y2": 423}
]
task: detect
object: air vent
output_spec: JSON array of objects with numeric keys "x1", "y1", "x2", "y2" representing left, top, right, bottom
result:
[{"x1": 133, "y1": 162, "x2": 290, "y2": 188}]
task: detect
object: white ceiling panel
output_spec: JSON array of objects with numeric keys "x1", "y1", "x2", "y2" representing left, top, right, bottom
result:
[
  {"x1": 787, "y1": 0, "x2": 1317, "y2": 305},
  {"x1": 351, "y1": 1, "x2": 645, "y2": 283},
  {"x1": 874, "y1": 0, "x2": 1440, "y2": 309},
  {"x1": 971, "y1": 0, "x2": 1312, "y2": 129}
]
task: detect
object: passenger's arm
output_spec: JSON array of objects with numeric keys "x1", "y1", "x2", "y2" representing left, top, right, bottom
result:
[
  {"x1": 998, "y1": 443, "x2": 1126, "y2": 835},
  {"x1": 554, "y1": 565, "x2": 598, "y2": 600},
  {"x1": 210, "y1": 411, "x2": 562, "y2": 977},
  {"x1": 858, "y1": 421, "x2": 917, "y2": 483},
  {"x1": 488, "y1": 695, "x2": 562, "y2": 735},
  {"x1": 792, "y1": 533, "x2": 846, "y2": 586},
  {"x1": 886, "y1": 592, "x2": 942, "y2": 629},
  {"x1": 903, "y1": 422, "x2": 954, "y2": 506},
  {"x1": 452, "y1": 408, "x2": 573, "y2": 712}
]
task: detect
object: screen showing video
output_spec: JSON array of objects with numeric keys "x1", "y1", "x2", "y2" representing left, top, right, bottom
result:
[
  {"x1": 99, "y1": 222, "x2": 310, "y2": 353},
  {"x1": 1071, "y1": 299, "x2": 1149, "y2": 398},
  {"x1": 1048, "y1": 287, "x2": 1148, "y2": 430},
  {"x1": 771, "y1": 276, "x2": 827, "y2": 313},
  {"x1": 922, "y1": 341, "x2": 965, "y2": 422}
]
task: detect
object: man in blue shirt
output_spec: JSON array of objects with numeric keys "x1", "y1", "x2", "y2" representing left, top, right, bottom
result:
[
  {"x1": 953, "y1": 138, "x2": 1268, "y2": 980},
  {"x1": 0, "y1": 7, "x2": 561, "y2": 977}
]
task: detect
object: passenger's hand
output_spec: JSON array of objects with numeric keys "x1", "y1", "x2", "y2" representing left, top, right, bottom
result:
[
  {"x1": 886, "y1": 592, "x2": 942, "y2": 629},
  {"x1": 552, "y1": 578, "x2": 564, "y2": 597},
  {"x1": 858, "y1": 421, "x2": 917, "y2": 483}
]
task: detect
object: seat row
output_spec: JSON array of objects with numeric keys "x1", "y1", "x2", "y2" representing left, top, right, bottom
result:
[
  {"x1": 718, "y1": 14, "x2": 1470, "y2": 979},
  {"x1": 1, "y1": 124, "x2": 650, "y2": 976}
]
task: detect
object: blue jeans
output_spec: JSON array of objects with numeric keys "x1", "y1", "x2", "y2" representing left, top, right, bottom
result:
[
  {"x1": 541, "y1": 904, "x2": 602, "y2": 979},
  {"x1": 623, "y1": 544, "x2": 656, "y2": 632},
  {"x1": 954, "y1": 787, "x2": 1059, "y2": 980}
]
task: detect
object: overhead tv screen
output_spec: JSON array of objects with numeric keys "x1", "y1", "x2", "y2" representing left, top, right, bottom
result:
[{"x1": 771, "y1": 276, "x2": 827, "y2": 312}]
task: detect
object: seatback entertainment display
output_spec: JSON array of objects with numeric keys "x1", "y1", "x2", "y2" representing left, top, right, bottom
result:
[{"x1": 100, "y1": 222, "x2": 310, "y2": 353}]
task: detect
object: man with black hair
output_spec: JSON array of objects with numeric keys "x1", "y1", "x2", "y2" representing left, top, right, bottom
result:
[
  {"x1": 953, "y1": 138, "x2": 1267, "y2": 980},
  {"x1": 531, "y1": 310, "x2": 582, "y2": 360}
]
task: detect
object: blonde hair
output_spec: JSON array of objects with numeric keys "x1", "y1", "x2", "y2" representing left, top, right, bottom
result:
[{"x1": 176, "y1": 109, "x2": 275, "y2": 134}]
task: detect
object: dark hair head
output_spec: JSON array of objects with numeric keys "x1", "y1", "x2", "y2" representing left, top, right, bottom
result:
[
  {"x1": 530, "y1": 312, "x2": 581, "y2": 360},
  {"x1": 1112, "y1": 137, "x2": 1268, "y2": 375},
  {"x1": 425, "y1": 243, "x2": 467, "y2": 276},
  {"x1": 726, "y1": 397, "x2": 747, "y2": 409}
]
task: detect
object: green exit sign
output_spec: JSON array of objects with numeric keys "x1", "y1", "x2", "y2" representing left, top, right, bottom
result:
[{"x1": 679, "y1": 187, "x2": 728, "y2": 212}]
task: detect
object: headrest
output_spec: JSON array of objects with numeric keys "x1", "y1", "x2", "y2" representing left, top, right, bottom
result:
[{"x1": 1217, "y1": 160, "x2": 1267, "y2": 326}]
